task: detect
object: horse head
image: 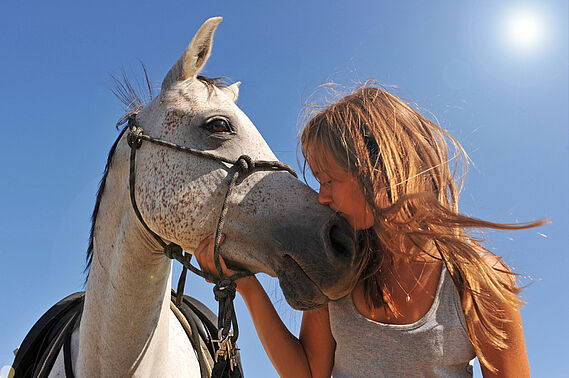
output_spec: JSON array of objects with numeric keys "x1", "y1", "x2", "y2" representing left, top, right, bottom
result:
[{"x1": 129, "y1": 17, "x2": 360, "y2": 309}]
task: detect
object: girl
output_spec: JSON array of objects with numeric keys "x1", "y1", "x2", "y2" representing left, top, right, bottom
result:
[{"x1": 195, "y1": 84, "x2": 543, "y2": 377}]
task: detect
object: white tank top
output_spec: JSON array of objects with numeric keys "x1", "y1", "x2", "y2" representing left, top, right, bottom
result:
[{"x1": 329, "y1": 267, "x2": 476, "y2": 377}]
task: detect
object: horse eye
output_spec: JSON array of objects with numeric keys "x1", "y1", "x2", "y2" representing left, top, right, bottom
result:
[{"x1": 205, "y1": 118, "x2": 232, "y2": 133}]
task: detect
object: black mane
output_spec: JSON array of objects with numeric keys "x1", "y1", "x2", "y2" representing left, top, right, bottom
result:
[{"x1": 84, "y1": 125, "x2": 129, "y2": 277}]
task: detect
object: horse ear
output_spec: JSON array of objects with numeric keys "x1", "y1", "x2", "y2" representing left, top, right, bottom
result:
[
  {"x1": 161, "y1": 17, "x2": 222, "y2": 93},
  {"x1": 221, "y1": 81, "x2": 241, "y2": 102}
]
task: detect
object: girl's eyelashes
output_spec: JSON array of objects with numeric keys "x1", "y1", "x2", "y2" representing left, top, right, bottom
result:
[{"x1": 314, "y1": 174, "x2": 332, "y2": 185}]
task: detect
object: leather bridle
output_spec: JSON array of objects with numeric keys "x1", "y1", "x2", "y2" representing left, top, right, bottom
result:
[{"x1": 125, "y1": 113, "x2": 297, "y2": 376}]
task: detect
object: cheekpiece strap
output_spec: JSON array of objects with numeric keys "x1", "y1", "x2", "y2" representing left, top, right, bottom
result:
[{"x1": 125, "y1": 111, "x2": 296, "y2": 377}]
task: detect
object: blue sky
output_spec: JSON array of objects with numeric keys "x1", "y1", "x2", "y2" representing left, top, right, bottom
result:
[{"x1": 1, "y1": 1, "x2": 567, "y2": 377}]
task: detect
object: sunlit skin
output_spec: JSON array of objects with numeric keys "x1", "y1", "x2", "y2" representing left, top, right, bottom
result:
[
  {"x1": 306, "y1": 149, "x2": 446, "y2": 325},
  {"x1": 194, "y1": 147, "x2": 531, "y2": 377},
  {"x1": 309, "y1": 156, "x2": 375, "y2": 231}
]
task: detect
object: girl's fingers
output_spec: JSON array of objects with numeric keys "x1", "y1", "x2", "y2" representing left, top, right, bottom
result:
[
  {"x1": 195, "y1": 234, "x2": 214, "y2": 253},
  {"x1": 194, "y1": 235, "x2": 215, "y2": 273},
  {"x1": 194, "y1": 233, "x2": 226, "y2": 277}
]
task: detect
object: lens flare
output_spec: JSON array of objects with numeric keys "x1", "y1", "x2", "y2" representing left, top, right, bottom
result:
[{"x1": 0, "y1": 366, "x2": 15, "y2": 378}]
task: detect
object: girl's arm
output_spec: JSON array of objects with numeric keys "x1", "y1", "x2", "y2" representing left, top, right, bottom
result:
[
  {"x1": 238, "y1": 277, "x2": 335, "y2": 378},
  {"x1": 475, "y1": 254, "x2": 530, "y2": 377},
  {"x1": 299, "y1": 304, "x2": 336, "y2": 377},
  {"x1": 194, "y1": 235, "x2": 335, "y2": 378}
]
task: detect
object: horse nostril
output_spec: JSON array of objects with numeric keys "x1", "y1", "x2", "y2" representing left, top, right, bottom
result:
[{"x1": 328, "y1": 223, "x2": 355, "y2": 260}]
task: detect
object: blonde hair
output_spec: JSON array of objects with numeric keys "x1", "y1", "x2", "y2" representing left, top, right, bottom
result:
[{"x1": 300, "y1": 83, "x2": 544, "y2": 372}]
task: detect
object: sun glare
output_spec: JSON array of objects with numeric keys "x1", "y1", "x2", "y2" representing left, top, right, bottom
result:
[{"x1": 505, "y1": 9, "x2": 544, "y2": 51}]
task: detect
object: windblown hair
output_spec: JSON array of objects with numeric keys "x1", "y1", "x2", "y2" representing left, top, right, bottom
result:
[{"x1": 300, "y1": 82, "x2": 544, "y2": 372}]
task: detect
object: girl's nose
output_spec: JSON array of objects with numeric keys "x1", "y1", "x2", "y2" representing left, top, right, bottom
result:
[{"x1": 318, "y1": 186, "x2": 332, "y2": 206}]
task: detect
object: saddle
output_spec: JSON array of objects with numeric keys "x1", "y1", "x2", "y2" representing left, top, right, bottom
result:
[{"x1": 11, "y1": 291, "x2": 243, "y2": 378}]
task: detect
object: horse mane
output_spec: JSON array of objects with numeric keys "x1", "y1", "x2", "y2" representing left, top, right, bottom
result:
[{"x1": 85, "y1": 68, "x2": 230, "y2": 279}]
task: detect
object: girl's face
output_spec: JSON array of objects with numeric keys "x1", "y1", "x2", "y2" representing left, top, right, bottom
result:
[{"x1": 309, "y1": 148, "x2": 375, "y2": 230}]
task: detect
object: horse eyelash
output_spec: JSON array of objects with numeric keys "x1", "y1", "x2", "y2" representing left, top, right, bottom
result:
[{"x1": 202, "y1": 118, "x2": 235, "y2": 134}]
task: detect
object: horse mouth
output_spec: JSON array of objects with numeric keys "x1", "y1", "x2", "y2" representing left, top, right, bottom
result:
[{"x1": 276, "y1": 255, "x2": 328, "y2": 311}]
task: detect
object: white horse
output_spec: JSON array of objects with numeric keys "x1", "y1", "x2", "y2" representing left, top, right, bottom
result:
[{"x1": 17, "y1": 17, "x2": 361, "y2": 377}]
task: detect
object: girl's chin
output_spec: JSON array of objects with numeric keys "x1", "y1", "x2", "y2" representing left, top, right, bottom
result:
[
  {"x1": 338, "y1": 213, "x2": 355, "y2": 227},
  {"x1": 353, "y1": 219, "x2": 375, "y2": 231},
  {"x1": 337, "y1": 212, "x2": 372, "y2": 231}
]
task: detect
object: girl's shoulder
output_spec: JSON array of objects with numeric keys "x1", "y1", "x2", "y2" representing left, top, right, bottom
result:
[{"x1": 479, "y1": 252, "x2": 513, "y2": 284}]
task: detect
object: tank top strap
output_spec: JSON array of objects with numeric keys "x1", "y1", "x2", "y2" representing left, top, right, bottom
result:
[{"x1": 437, "y1": 265, "x2": 471, "y2": 336}]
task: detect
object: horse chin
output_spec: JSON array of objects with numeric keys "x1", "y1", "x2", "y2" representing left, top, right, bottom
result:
[{"x1": 276, "y1": 256, "x2": 329, "y2": 311}]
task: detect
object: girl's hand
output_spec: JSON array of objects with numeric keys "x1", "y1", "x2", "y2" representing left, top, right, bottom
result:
[
  {"x1": 194, "y1": 233, "x2": 258, "y2": 293},
  {"x1": 193, "y1": 233, "x2": 236, "y2": 281}
]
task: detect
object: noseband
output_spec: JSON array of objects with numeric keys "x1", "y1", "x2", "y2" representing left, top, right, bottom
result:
[{"x1": 125, "y1": 114, "x2": 297, "y2": 375}]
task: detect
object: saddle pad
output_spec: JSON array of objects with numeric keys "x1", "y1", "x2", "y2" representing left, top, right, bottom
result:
[{"x1": 12, "y1": 292, "x2": 84, "y2": 378}]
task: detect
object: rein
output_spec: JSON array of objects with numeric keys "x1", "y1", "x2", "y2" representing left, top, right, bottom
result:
[{"x1": 125, "y1": 114, "x2": 297, "y2": 375}]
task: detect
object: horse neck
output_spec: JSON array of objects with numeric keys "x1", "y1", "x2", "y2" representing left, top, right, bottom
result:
[{"x1": 77, "y1": 145, "x2": 174, "y2": 376}]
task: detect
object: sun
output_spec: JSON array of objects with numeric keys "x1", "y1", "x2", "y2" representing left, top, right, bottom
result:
[{"x1": 504, "y1": 9, "x2": 545, "y2": 51}]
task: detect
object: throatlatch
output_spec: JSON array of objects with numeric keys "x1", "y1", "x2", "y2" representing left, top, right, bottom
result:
[{"x1": 125, "y1": 114, "x2": 297, "y2": 377}]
